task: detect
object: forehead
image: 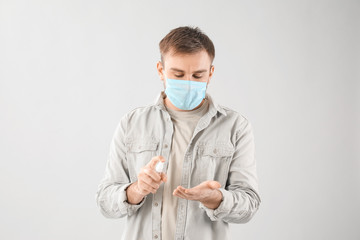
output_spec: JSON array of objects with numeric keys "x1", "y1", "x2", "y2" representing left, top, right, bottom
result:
[{"x1": 163, "y1": 49, "x2": 212, "y2": 70}]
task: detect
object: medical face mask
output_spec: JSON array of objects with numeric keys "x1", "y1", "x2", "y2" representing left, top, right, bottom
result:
[{"x1": 164, "y1": 78, "x2": 208, "y2": 110}]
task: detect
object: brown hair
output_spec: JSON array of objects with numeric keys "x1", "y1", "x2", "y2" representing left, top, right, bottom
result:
[{"x1": 159, "y1": 26, "x2": 215, "y2": 66}]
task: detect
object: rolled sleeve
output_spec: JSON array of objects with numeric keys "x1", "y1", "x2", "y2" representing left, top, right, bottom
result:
[
  {"x1": 120, "y1": 183, "x2": 148, "y2": 214},
  {"x1": 96, "y1": 114, "x2": 148, "y2": 218},
  {"x1": 198, "y1": 187, "x2": 233, "y2": 221}
]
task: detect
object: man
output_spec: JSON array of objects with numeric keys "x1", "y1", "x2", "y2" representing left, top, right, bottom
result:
[{"x1": 96, "y1": 26, "x2": 261, "y2": 240}]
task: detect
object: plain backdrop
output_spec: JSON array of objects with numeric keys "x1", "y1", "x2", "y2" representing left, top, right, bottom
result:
[{"x1": 1, "y1": 0, "x2": 359, "y2": 239}]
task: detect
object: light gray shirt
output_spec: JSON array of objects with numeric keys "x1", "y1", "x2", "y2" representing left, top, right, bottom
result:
[{"x1": 95, "y1": 90, "x2": 261, "y2": 240}]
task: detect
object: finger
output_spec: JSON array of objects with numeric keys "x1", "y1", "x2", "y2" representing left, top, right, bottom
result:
[
  {"x1": 146, "y1": 156, "x2": 160, "y2": 169},
  {"x1": 177, "y1": 186, "x2": 198, "y2": 200},
  {"x1": 137, "y1": 181, "x2": 154, "y2": 195},
  {"x1": 177, "y1": 186, "x2": 192, "y2": 197},
  {"x1": 176, "y1": 185, "x2": 192, "y2": 195},
  {"x1": 177, "y1": 186, "x2": 187, "y2": 193},
  {"x1": 208, "y1": 181, "x2": 221, "y2": 189},
  {"x1": 140, "y1": 173, "x2": 160, "y2": 189},
  {"x1": 200, "y1": 180, "x2": 211, "y2": 186},
  {"x1": 143, "y1": 168, "x2": 161, "y2": 182},
  {"x1": 160, "y1": 172, "x2": 167, "y2": 182},
  {"x1": 173, "y1": 188, "x2": 187, "y2": 199},
  {"x1": 147, "y1": 155, "x2": 166, "y2": 170},
  {"x1": 183, "y1": 187, "x2": 196, "y2": 195},
  {"x1": 139, "y1": 179, "x2": 157, "y2": 194}
]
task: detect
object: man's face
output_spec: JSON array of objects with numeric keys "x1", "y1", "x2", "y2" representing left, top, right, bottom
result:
[{"x1": 157, "y1": 49, "x2": 214, "y2": 88}]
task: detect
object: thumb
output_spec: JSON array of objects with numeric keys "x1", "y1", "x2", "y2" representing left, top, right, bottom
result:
[
  {"x1": 208, "y1": 181, "x2": 221, "y2": 189},
  {"x1": 160, "y1": 172, "x2": 167, "y2": 183}
]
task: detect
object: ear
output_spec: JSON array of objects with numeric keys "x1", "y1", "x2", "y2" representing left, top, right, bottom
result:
[
  {"x1": 208, "y1": 65, "x2": 214, "y2": 85},
  {"x1": 156, "y1": 61, "x2": 165, "y2": 82}
]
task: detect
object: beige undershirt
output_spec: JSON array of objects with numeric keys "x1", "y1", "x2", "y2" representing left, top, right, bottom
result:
[{"x1": 161, "y1": 97, "x2": 209, "y2": 240}]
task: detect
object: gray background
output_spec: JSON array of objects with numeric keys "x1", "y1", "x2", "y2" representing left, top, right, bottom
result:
[{"x1": 1, "y1": 0, "x2": 359, "y2": 239}]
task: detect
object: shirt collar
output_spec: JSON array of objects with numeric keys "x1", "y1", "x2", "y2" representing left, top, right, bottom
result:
[{"x1": 153, "y1": 90, "x2": 227, "y2": 116}]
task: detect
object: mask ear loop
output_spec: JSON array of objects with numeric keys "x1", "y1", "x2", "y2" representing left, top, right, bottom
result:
[
  {"x1": 204, "y1": 80, "x2": 209, "y2": 100},
  {"x1": 206, "y1": 64, "x2": 212, "y2": 95}
]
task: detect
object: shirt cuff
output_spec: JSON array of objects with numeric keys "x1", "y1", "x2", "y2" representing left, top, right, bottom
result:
[
  {"x1": 119, "y1": 182, "x2": 148, "y2": 216},
  {"x1": 199, "y1": 188, "x2": 233, "y2": 221}
]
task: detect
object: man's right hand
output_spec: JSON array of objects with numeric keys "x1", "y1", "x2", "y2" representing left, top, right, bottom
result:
[{"x1": 126, "y1": 156, "x2": 167, "y2": 204}]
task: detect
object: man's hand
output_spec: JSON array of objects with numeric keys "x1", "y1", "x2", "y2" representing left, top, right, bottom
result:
[
  {"x1": 126, "y1": 156, "x2": 167, "y2": 204},
  {"x1": 173, "y1": 181, "x2": 223, "y2": 210}
]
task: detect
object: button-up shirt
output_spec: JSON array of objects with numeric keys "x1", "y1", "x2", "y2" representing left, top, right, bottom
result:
[{"x1": 95, "y1": 90, "x2": 261, "y2": 240}]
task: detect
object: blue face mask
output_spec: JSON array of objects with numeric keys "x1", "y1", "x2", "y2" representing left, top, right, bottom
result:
[{"x1": 164, "y1": 78, "x2": 208, "y2": 110}]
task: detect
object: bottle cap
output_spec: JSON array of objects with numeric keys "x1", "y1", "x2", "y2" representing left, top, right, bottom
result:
[{"x1": 155, "y1": 161, "x2": 164, "y2": 173}]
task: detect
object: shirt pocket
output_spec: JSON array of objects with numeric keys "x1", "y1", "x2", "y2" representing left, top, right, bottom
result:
[
  {"x1": 195, "y1": 144, "x2": 234, "y2": 188},
  {"x1": 126, "y1": 139, "x2": 159, "y2": 182}
]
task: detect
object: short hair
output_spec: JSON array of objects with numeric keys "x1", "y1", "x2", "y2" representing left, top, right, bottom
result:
[{"x1": 159, "y1": 26, "x2": 215, "y2": 66}]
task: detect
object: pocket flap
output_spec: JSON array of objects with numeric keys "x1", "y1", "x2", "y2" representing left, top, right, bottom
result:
[
  {"x1": 128, "y1": 140, "x2": 159, "y2": 153},
  {"x1": 200, "y1": 145, "x2": 234, "y2": 157}
]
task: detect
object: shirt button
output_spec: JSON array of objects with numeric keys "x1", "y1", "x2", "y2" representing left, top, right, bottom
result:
[
  {"x1": 154, "y1": 234, "x2": 158, "y2": 239},
  {"x1": 213, "y1": 149, "x2": 217, "y2": 154},
  {"x1": 164, "y1": 144, "x2": 168, "y2": 148},
  {"x1": 154, "y1": 202, "x2": 158, "y2": 206}
]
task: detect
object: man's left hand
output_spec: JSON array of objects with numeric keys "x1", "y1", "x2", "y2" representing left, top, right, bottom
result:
[{"x1": 173, "y1": 181, "x2": 223, "y2": 210}]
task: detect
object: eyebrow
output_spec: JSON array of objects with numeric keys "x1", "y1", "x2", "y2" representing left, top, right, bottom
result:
[{"x1": 169, "y1": 68, "x2": 208, "y2": 74}]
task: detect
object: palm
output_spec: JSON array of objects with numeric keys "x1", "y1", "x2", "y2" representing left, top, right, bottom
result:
[{"x1": 173, "y1": 180, "x2": 221, "y2": 202}]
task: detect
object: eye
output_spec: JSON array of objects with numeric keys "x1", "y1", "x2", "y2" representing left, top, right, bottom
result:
[
  {"x1": 174, "y1": 75, "x2": 184, "y2": 78},
  {"x1": 193, "y1": 75, "x2": 202, "y2": 79}
]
